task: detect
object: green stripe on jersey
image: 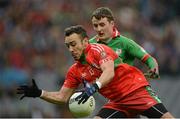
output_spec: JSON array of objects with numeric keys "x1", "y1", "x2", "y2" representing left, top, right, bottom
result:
[{"x1": 145, "y1": 86, "x2": 162, "y2": 103}]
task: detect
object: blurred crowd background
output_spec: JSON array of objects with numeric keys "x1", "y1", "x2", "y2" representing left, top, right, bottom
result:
[{"x1": 0, "y1": 0, "x2": 179, "y2": 118}]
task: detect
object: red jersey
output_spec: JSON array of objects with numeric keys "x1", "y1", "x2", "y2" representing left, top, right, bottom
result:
[{"x1": 63, "y1": 44, "x2": 149, "y2": 102}]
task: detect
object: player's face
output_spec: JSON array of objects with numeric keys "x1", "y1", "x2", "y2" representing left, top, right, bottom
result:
[
  {"x1": 65, "y1": 33, "x2": 87, "y2": 61},
  {"x1": 92, "y1": 17, "x2": 114, "y2": 41}
]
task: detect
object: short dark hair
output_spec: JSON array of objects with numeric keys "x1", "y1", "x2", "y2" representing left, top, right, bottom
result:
[
  {"x1": 64, "y1": 25, "x2": 88, "y2": 38},
  {"x1": 91, "y1": 7, "x2": 114, "y2": 21}
]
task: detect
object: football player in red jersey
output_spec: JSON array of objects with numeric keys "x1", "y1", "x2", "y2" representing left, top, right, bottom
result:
[{"x1": 17, "y1": 25, "x2": 174, "y2": 118}]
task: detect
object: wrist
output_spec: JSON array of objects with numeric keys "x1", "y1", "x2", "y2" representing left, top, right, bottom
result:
[
  {"x1": 95, "y1": 81, "x2": 102, "y2": 89},
  {"x1": 40, "y1": 90, "x2": 44, "y2": 97},
  {"x1": 92, "y1": 81, "x2": 102, "y2": 91}
]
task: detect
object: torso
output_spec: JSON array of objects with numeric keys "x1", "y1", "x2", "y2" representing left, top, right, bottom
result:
[{"x1": 64, "y1": 44, "x2": 149, "y2": 101}]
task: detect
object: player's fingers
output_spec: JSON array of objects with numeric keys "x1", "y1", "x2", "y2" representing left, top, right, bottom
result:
[
  {"x1": 18, "y1": 85, "x2": 28, "y2": 89},
  {"x1": 144, "y1": 73, "x2": 149, "y2": 77},
  {"x1": 17, "y1": 86, "x2": 27, "y2": 90},
  {"x1": 76, "y1": 94, "x2": 85, "y2": 104},
  {"x1": 82, "y1": 80, "x2": 87, "y2": 87},
  {"x1": 75, "y1": 88, "x2": 85, "y2": 92},
  {"x1": 16, "y1": 90, "x2": 25, "y2": 94},
  {"x1": 157, "y1": 75, "x2": 160, "y2": 79},
  {"x1": 144, "y1": 73, "x2": 151, "y2": 79},
  {"x1": 75, "y1": 93, "x2": 83, "y2": 101},
  {"x1": 153, "y1": 74, "x2": 160, "y2": 79},
  {"x1": 20, "y1": 95, "x2": 25, "y2": 100},
  {"x1": 82, "y1": 98, "x2": 88, "y2": 104},
  {"x1": 32, "y1": 79, "x2": 37, "y2": 87},
  {"x1": 78, "y1": 98, "x2": 84, "y2": 104},
  {"x1": 16, "y1": 88, "x2": 27, "y2": 92},
  {"x1": 75, "y1": 96, "x2": 81, "y2": 102}
]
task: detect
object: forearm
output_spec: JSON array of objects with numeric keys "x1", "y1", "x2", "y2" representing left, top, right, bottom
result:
[
  {"x1": 143, "y1": 56, "x2": 160, "y2": 79},
  {"x1": 17, "y1": 79, "x2": 75, "y2": 103},
  {"x1": 76, "y1": 69, "x2": 114, "y2": 104},
  {"x1": 40, "y1": 90, "x2": 67, "y2": 105},
  {"x1": 97, "y1": 69, "x2": 114, "y2": 88},
  {"x1": 145, "y1": 57, "x2": 158, "y2": 69}
]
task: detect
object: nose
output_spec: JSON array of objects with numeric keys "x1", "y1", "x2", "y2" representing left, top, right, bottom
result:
[
  {"x1": 69, "y1": 46, "x2": 74, "y2": 52},
  {"x1": 97, "y1": 26, "x2": 101, "y2": 32},
  {"x1": 97, "y1": 25, "x2": 102, "y2": 32}
]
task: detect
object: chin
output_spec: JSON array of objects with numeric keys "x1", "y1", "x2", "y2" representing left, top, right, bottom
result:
[
  {"x1": 74, "y1": 57, "x2": 80, "y2": 61},
  {"x1": 99, "y1": 36, "x2": 104, "y2": 40},
  {"x1": 74, "y1": 58, "x2": 78, "y2": 61}
]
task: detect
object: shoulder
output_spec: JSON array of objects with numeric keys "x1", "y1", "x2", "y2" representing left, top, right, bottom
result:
[
  {"x1": 118, "y1": 35, "x2": 139, "y2": 45},
  {"x1": 67, "y1": 62, "x2": 80, "y2": 73},
  {"x1": 86, "y1": 44, "x2": 106, "y2": 61},
  {"x1": 89, "y1": 44, "x2": 105, "y2": 53},
  {"x1": 112, "y1": 35, "x2": 132, "y2": 44},
  {"x1": 119, "y1": 35, "x2": 132, "y2": 41}
]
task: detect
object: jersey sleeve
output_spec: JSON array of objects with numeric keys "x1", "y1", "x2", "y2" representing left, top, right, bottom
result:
[
  {"x1": 63, "y1": 65, "x2": 80, "y2": 88},
  {"x1": 145, "y1": 57, "x2": 158, "y2": 69},
  {"x1": 121, "y1": 35, "x2": 158, "y2": 69},
  {"x1": 121, "y1": 36, "x2": 147, "y2": 59},
  {"x1": 90, "y1": 44, "x2": 113, "y2": 65}
]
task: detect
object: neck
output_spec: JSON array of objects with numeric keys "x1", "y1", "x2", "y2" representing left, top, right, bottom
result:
[
  {"x1": 79, "y1": 52, "x2": 86, "y2": 64},
  {"x1": 100, "y1": 37, "x2": 112, "y2": 44}
]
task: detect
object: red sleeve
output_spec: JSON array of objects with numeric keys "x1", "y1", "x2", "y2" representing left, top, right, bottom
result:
[
  {"x1": 141, "y1": 54, "x2": 151, "y2": 63},
  {"x1": 63, "y1": 64, "x2": 80, "y2": 88},
  {"x1": 90, "y1": 44, "x2": 113, "y2": 65}
]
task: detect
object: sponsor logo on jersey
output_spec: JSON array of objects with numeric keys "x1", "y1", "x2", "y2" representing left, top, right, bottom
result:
[
  {"x1": 81, "y1": 73, "x2": 87, "y2": 78},
  {"x1": 92, "y1": 63, "x2": 100, "y2": 69}
]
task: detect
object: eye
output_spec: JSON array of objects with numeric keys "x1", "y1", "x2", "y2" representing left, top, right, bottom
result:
[
  {"x1": 99, "y1": 23, "x2": 105, "y2": 27},
  {"x1": 65, "y1": 41, "x2": 76, "y2": 48},
  {"x1": 93, "y1": 24, "x2": 98, "y2": 28},
  {"x1": 71, "y1": 42, "x2": 76, "y2": 46}
]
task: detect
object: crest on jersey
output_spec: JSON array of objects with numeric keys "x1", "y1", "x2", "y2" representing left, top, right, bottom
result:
[
  {"x1": 100, "y1": 51, "x2": 107, "y2": 59},
  {"x1": 115, "y1": 49, "x2": 122, "y2": 56}
]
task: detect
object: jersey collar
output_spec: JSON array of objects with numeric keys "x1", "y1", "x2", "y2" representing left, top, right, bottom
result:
[
  {"x1": 112, "y1": 27, "x2": 120, "y2": 38},
  {"x1": 78, "y1": 53, "x2": 87, "y2": 64},
  {"x1": 77, "y1": 44, "x2": 91, "y2": 64},
  {"x1": 84, "y1": 44, "x2": 91, "y2": 54},
  {"x1": 95, "y1": 27, "x2": 120, "y2": 43}
]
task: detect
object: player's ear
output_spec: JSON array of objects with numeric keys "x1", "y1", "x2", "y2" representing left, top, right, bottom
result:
[
  {"x1": 83, "y1": 37, "x2": 89, "y2": 44},
  {"x1": 110, "y1": 20, "x2": 115, "y2": 26}
]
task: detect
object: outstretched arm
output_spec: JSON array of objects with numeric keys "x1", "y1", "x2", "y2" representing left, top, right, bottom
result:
[
  {"x1": 17, "y1": 79, "x2": 75, "y2": 105},
  {"x1": 124, "y1": 37, "x2": 160, "y2": 79},
  {"x1": 40, "y1": 86, "x2": 75, "y2": 105}
]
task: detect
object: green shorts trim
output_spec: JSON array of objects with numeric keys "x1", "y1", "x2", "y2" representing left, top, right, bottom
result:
[{"x1": 145, "y1": 86, "x2": 162, "y2": 103}]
